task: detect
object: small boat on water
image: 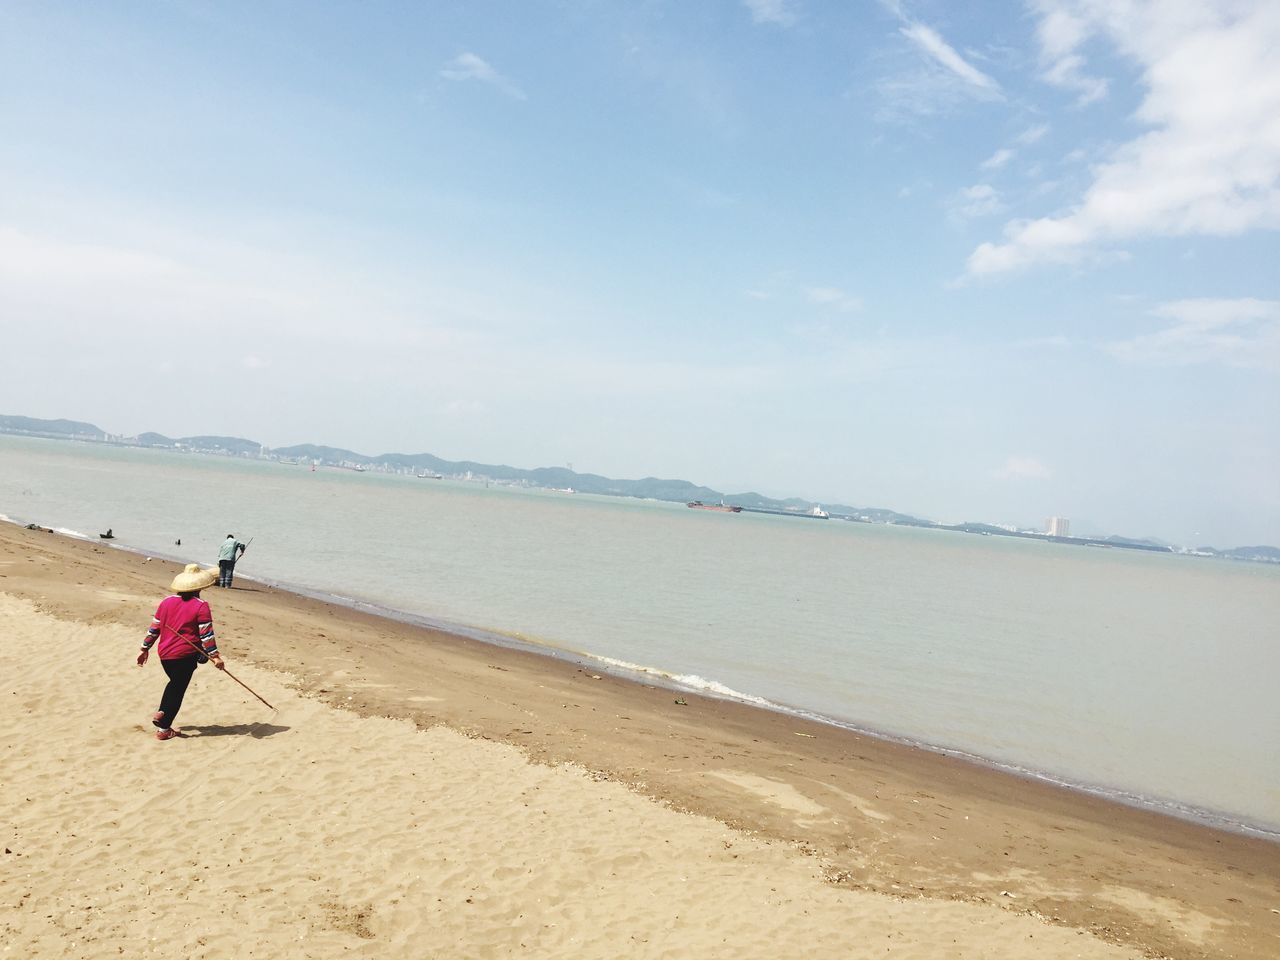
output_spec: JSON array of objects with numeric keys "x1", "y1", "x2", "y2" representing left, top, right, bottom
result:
[
  {"x1": 687, "y1": 501, "x2": 742, "y2": 513},
  {"x1": 736, "y1": 505, "x2": 830, "y2": 520},
  {"x1": 417, "y1": 471, "x2": 443, "y2": 479}
]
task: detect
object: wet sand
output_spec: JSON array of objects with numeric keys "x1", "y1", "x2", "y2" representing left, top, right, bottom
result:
[{"x1": 1, "y1": 522, "x2": 1277, "y2": 958}]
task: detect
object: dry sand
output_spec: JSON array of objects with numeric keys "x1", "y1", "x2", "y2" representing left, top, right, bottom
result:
[{"x1": 1, "y1": 523, "x2": 1277, "y2": 959}]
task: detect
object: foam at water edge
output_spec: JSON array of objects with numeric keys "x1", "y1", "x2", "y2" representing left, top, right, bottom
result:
[
  {"x1": 53, "y1": 527, "x2": 92, "y2": 540},
  {"x1": 667, "y1": 674, "x2": 776, "y2": 708},
  {"x1": 590, "y1": 655, "x2": 778, "y2": 708}
]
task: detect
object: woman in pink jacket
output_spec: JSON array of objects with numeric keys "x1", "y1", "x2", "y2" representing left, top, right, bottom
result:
[{"x1": 137, "y1": 564, "x2": 226, "y2": 740}]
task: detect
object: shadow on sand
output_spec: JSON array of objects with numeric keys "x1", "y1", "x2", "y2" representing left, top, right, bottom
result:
[{"x1": 182, "y1": 723, "x2": 291, "y2": 739}]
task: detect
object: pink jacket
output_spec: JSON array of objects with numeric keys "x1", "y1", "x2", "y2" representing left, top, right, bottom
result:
[{"x1": 142, "y1": 595, "x2": 218, "y2": 661}]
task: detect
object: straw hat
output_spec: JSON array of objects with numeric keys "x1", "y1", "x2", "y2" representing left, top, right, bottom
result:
[{"x1": 170, "y1": 563, "x2": 218, "y2": 593}]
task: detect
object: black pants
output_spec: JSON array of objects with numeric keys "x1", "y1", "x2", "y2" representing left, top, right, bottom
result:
[
  {"x1": 157, "y1": 657, "x2": 199, "y2": 729},
  {"x1": 218, "y1": 558, "x2": 236, "y2": 587}
]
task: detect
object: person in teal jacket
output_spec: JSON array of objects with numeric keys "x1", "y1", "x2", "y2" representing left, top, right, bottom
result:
[{"x1": 216, "y1": 534, "x2": 246, "y2": 587}]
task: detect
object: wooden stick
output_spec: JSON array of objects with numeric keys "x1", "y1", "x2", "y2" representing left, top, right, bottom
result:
[{"x1": 178, "y1": 636, "x2": 276, "y2": 711}]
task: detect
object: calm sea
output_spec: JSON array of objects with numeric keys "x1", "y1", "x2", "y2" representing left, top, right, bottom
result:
[{"x1": 3, "y1": 434, "x2": 1278, "y2": 836}]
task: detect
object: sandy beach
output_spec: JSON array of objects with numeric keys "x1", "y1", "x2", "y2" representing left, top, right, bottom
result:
[{"x1": 1, "y1": 523, "x2": 1277, "y2": 959}]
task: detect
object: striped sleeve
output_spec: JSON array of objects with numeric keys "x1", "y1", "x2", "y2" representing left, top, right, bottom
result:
[
  {"x1": 142, "y1": 613, "x2": 162, "y2": 650},
  {"x1": 198, "y1": 601, "x2": 218, "y2": 657}
]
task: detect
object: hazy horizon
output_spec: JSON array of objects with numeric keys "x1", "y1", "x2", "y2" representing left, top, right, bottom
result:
[
  {"x1": 1, "y1": 415, "x2": 1272, "y2": 550},
  {"x1": 2, "y1": 2, "x2": 1277, "y2": 546}
]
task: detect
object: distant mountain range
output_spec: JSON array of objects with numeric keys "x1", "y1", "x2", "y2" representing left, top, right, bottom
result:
[
  {"x1": 0, "y1": 413, "x2": 926, "y2": 524},
  {"x1": 3, "y1": 413, "x2": 1276, "y2": 560}
]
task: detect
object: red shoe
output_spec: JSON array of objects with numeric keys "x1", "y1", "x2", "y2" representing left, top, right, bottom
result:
[{"x1": 155, "y1": 728, "x2": 180, "y2": 741}]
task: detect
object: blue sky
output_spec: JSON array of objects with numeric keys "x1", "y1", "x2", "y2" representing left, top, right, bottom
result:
[{"x1": 1, "y1": 1, "x2": 1277, "y2": 546}]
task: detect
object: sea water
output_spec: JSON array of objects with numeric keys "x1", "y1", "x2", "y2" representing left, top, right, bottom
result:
[{"x1": 2, "y1": 434, "x2": 1278, "y2": 836}]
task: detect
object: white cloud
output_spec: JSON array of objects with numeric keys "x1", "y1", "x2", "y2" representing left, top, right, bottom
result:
[
  {"x1": 992, "y1": 456, "x2": 1052, "y2": 480},
  {"x1": 981, "y1": 148, "x2": 1014, "y2": 170},
  {"x1": 1106, "y1": 298, "x2": 1280, "y2": 369},
  {"x1": 240, "y1": 355, "x2": 269, "y2": 370},
  {"x1": 979, "y1": 125, "x2": 1048, "y2": 173},
  {"x1": 743, "y1": 0, "x2": 797, "y2": 27},
  {"x1": 440, "y1": 52, "x2": 527, "y2": 101},
  {"x1": 970, "y1": 1, "x2": 1280, "y2": 275},
  {"x1": 1042, "y1": 52, "x2": 1109, "y2": 105},
  {"x1": 1016, "y1": 123, "x2": 1051, "y2": 145},
  {"x1": 952, "y1": 183, "x2": 1006, "y2": 219},
  {"x1": 876, "y1": 10, "x2": 1003, "y2": 120},
  {"x1": 804, "y1": 286, "x2": 863, "y2": 312},
  {"x1": 899, "y1": 22, "x2": 1002, "y2": 96},
  {"x1": 1031, "y1": 1, "x2": 1110, "y2": 104}
]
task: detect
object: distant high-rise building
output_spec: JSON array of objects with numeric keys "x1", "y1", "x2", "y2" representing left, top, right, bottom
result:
[{"x1": 1046, "y1": 516, "x2": 1070, "y2": 537}]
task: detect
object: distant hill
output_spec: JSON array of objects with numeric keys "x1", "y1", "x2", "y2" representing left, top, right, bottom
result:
[
  {"x1": 135, "y1": 432, "x2": 261, "y2": 455},
  {"x1": 273, "y1": 443, "x2": 367, "y2": 463},
  {"x1": 179, "y1": 435, "x2": 262, "y2": 456},
  {"x1": 1104, "y1": 535, "x2": 1171, "y2": 549},
  {"x1": 0, "y1": 414, "x2": 104, "y2": 439},
  {"x1": 271, "y1": 446, "x2": 726, "y2": 500},
  {"x1": 1196, "y1": 545, "x2": 1280, "y2": 563},
  {"x1": 3, "y1": 412, "x2": 1276, "y2": 559}
]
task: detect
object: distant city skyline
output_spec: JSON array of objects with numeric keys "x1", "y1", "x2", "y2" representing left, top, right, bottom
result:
[{"x1": 1, "y1": 2, "x2": 1277, "y2": 546}]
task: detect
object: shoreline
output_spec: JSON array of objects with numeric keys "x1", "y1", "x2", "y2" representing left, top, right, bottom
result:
[
  {"x1": 16, "y1": 516, "x2": 1275, "y2": 842},
  {"x1": 3, "y1": 521, "x2": 1279, "y2": 958},
  {"x1": 181, "y1": 570, "x2": 1280, "y2": 843}
]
